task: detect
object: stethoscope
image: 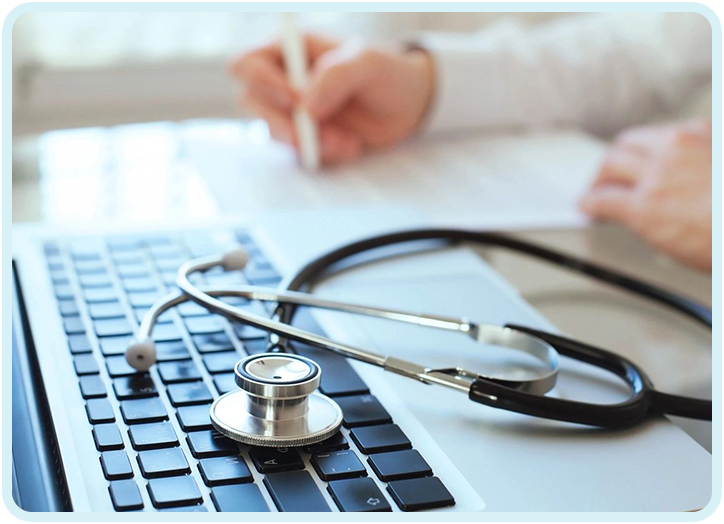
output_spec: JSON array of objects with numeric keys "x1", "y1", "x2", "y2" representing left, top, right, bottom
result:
[{"x1": 125, "y1": 229, "x2": 712, "y2": 448}]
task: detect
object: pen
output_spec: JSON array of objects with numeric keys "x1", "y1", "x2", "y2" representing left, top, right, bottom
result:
[{"x1": 280, "y1": 12, "x2": 321, "y2": 171}]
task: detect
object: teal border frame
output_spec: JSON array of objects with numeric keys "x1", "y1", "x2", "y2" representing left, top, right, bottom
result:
[{"x1": 3, "y1": 2, "x2": 721, "y2": 521}]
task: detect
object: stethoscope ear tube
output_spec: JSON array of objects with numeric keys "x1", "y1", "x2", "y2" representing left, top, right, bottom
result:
[{"x1": 469, "y1": 325, "x2": 712, "y2": 427}]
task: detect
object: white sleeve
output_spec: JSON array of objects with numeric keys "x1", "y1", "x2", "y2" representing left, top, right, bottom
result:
[{"x1": 416, "y1": 13, "x2": 712, "y2": 136}]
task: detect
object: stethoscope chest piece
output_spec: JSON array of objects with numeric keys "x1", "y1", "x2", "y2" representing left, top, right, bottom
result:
[{"x1": 210, "y1": 353, "x2": 343, "y2": 447}]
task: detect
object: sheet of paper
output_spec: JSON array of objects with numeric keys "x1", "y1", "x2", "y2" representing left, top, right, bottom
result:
[{"x1": 182, "y1": 120, "x2": 607, "y2": 230}]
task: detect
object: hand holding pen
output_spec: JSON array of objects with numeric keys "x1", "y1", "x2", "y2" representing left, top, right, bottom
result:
[{"x1": 229, "y1": 29, "x2": 435, "y2": 167}]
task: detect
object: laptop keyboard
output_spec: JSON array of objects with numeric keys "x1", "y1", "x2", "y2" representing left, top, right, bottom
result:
[{"x1": 41, "y1": 230, "x2": 455, "y2": 512}]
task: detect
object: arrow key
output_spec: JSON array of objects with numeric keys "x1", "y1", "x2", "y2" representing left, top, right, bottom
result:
[
  {"x1": 311, "y1": 450, "x2": 367, "y2": 481},
  {"x1": 327, "y1": 477, "x2": 392, "y2": 512}
]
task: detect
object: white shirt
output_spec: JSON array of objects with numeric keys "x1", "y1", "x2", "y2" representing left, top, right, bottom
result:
[{"x1": 417, "y1": 13, "x2": 712, "y2": 136}]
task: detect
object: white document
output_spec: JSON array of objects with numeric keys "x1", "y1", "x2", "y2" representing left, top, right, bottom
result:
[{"x1": 184, "y1": 121, "x2": 607, "y2": 229}]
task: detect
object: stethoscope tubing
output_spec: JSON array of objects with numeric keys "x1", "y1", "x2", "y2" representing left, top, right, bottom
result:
[{"x1": 273, "y1": 228, "x2": 712, "y2": 428}]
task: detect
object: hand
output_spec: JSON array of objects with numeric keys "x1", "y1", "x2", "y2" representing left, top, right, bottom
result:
[
  {"x1": 230, "y1": 34, "x2": 435, "y2": 165},
  {"x1": 579, "y1": 119, "x2": 712, "y2": 271}
]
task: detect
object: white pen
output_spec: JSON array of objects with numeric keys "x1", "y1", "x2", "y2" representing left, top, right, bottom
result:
[{"x1": 280, "y1": 12, "x2": 320, "y2": 171}]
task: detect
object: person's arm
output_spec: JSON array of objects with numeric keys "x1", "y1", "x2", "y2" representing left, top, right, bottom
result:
[{"x1": 418, "y1": 13, "x2": 712, "y2": 136}]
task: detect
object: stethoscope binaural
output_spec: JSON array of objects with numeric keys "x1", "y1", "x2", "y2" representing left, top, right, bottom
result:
[{"x1": 126, "y1": 228, "x2": 712, "y2": 447}]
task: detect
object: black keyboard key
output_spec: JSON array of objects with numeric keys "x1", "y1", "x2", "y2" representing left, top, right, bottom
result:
[
  {"x1": 58, "y1": 299, "x2": 79, "y2": 317},
  {"x1": 155, "y1": 340, "x2": 191, "y2": 361},
  {"x1": 86, "y1": 398, "x2": 115, "y2": 423},
  {"x1": 137, "y1": 448, "x2": 190, "y2": 478},
  {"x1": 263, "y1": 471, "x2": 330, "y2": 512},
  {"x1": 135, "y1": 307, "x2": 173, "y2": 325},
  {"x1": 158, "y1": 360, "x2": 202, "y2": 383},
  {"x1": 167, "y1": 382, "x2": 213, "y2": 406},
  {"x1": 386, "y1": 477, "x2": 455, "y2": 511},
  {"x1": 303, "y1": 432, "x2": 349, "y2": 454},
  {"x1": 186, "y1": 430, "x2": 238, "y2": 458},
  {"x1": 211, "y1": 484, "x2": 269, "y2": 512},
  {"x1": 93, "y1": 423, "x2": 124, "y2": 451},
  {"x1": 99, "y1": 335, "x2": 131, "y2": 356},
  {"x1": 54, "y1": 284, "x2": 74, "y2": 300},
  {"x1": 113, "y1": 374, "x2": 157, "y2": 400},
  {"x1": 185, "y1": 315, "x2": 225, "y2": 335},
  {"x1": 79, "y1": 273, "x2": 112, "y2": 288},
  {"x1": 116, "y1": 263, "x2": 150, "y2": 279},
  {"x1": 109, "y1": 480, "x2": 144, "y2": 511},
  {"x1": 152, "y1": 323, "x2": 183, "y2": 342},
  {"x1": 68, "y1": 333, "x2": 92, "y2": 354},
  {"x1": 120, "y1": 398, "x2": 168, "y2": 424},
  {"x1": 128, "y1": 291, "x2": 160, "y2": 308},
  {"x1": 193, "y1": 333, "x2": 234, "y2": 353},
  {"x1": 70, "y1": 244, "x2": 102, "y2": 260},
  {"x1": 46, "y1": 253, "x2": 63, "y2": 268},
  {"x1": 106, "y1": 355, "x2": 140, "y2": 377},
  {"x1": 147, "y1": 476, "x2": 202, "y2": 508},
  {"x1": 350, "y1": 424, "x2": 412, "y2": 454},
  {"x1": 328, "y1": 477, "x2": 392, "y2": 512},
  {"x1": 202, "y1": 351, "x2": 240, "y2": 374},
  {"x1": 74, "y1": 259, "x2": 107, "y2": 274},
  {"x1": 73, "y1": 354, "x2": 99, "y2": 375},
  {"x1": 88, "y1": 301, "x2": 125, "y2": 320},
  {"x1": 94, "y1": 318, "x2": 133, "y2": 337},
  {"x1": 100, "y1": 450, "x2": 133, "y2": 480},
  {"x1": 122, "y1": 277, "x2": 157, "y2": 293},
  {"x1": 79, "y1": 375, "x2": 107, "y2": 398},
  {"x1": 199, "y1": 456, "x2": 253, "y2": 486},
  {"x1": 178, "y1": 301, "x2": 209, "y2": 317},
  {"x1": 232, "y1": 322, "x2": 268, "y2": 341},
  {"x1": 367, "y1": 450, "x2": 432, "y2": 481},
  {"x1": 107, "y1": 237, "x2": 142, "y2": 252},
  {"x1": 249, "y1": 447, "x2": 304, "y2": 473},
  {"x1": 149, "y1": 244, "x2": 183, "y2": 259},
  {"x1": 129, "y1": 421, "x2": 179, "y2": 450},
  {"x1": 161, "y1": 270, "x2": 180, "y2": 286},
  {"x1": 213, "y1": 373, "x2": 236, "y2": 394},
  {"x1": 293, "y1": 344, "x2": 369, "y2": 397},
  {"x1": 244, "y1": 266, "x2": 281, "y2": 284},
  {"x1": 311, "y1": 450, "x2": 367, "y2": 481},
  {"x1": 176, "y1": 405, "x2": 213, "y2": 432},
  {"x1": 335, "y1": 395, "x2": 392, "y2": 428},
  {"x1": 50, "y1": 269, "x2": 69, "y2": 285},
  {"x1": 63, "y1": 316, "x2": 86, "y2": 335},
  {"x1": 242, "y1": 338, "x2": 270, "y2": 355},
  {"x1": 84, "y1": 287, "x2": 118, "y2": 303}
]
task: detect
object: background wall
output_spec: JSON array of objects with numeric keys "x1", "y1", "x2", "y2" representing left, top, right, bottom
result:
[{"x1": 11, "y1": 12, "x2": 568, "y2": 135}]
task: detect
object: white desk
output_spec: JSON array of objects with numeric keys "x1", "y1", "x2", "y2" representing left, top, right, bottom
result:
[{"x1": 12, "y1": 120, "x2": 712, "y2": 508}]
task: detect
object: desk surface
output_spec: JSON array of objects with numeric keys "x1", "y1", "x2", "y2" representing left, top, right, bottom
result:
[{"x1": 12, "y1": 119, "x2": 712, "y2": 457}]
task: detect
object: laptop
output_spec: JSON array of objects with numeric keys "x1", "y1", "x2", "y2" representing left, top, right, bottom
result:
[{"x1": 11, "y1": 208, "x2": 712, "y2": 513}]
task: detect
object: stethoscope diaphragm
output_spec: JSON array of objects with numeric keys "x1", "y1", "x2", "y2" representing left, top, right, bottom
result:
[{"x1": 209, "y1": 353, "x2": 343, "y2": 447}]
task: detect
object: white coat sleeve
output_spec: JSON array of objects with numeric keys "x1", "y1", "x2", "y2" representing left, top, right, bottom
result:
[{"x1": 415, "y1": 13, "x2": 712, "y2": 136}]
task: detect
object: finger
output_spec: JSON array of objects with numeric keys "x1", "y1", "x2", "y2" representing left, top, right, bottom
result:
[
  {"x1": 591, "y1": 146, "x2": 647, "y2": 189},
  {"x1": 229, "y1": 39, "x2": 284, "y2": 76},
  {"x1": 318, "y1": 124, "x2": 363, "y2": 165},
  {"x1": 303, "y1": 45, "x2": 377, "y2": 121},
  {"x1": 232, "y1": 55, "x2": 295, "y2": 110},
  {"x1": 612, "y1": 125, "x2": 666, "y2": 154},
  {"x1": 578, "y1": 186, "x2": 638, "y2": 225},
  {"x1": 304, "y1": 34, "x2": 341, "y2": 61},
  {"x1": 243, "y1": 94, "x2": 296, "y2": 145}
]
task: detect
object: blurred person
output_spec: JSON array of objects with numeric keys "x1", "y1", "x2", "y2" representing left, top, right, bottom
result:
[{"x1": 230, "y1": 13, "x2": 713, "y2": 271}]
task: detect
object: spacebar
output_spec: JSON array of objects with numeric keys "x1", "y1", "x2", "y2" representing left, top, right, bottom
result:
[{"x1": 288, "y1": 310, "x2": 369, "y2": 397}]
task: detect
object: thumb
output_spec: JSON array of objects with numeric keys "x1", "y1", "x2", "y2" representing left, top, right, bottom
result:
[
  {"x1": 303, "y1": 45, "x2": 375, "y2": 120},
  {"x1": 579, "y1": 186, "x2": 638, "y2": 225}
]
